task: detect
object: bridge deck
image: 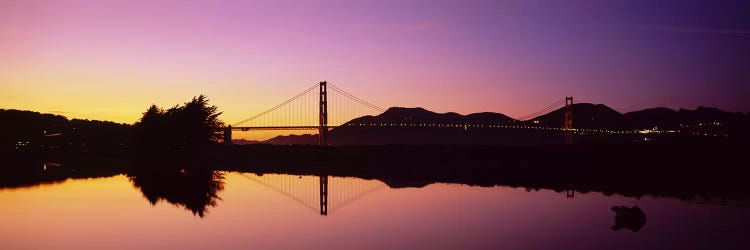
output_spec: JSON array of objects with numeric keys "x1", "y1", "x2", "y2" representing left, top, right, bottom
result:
[
  {"x1": 231, "y1": 124, "x2": 640, "y2": 134},
  {"x1": 232, "y1": 126, "x2": 338, "y2": 131}
]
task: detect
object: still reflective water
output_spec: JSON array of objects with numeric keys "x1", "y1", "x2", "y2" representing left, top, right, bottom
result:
[{"x1": 1, "y1": 172, "x2": 748, "y2": 249}]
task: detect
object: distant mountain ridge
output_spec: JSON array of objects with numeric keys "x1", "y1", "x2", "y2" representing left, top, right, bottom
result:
[
  {"x1": 263, "y1": 107, "x2": 518, "y2": 145},
  {"x1": 261, "y1": 104, "x2": 750, "y2": 145},
  {"x1": 533, "y1": 104, "x2": 750, "y2": 130},
  {"x1": 346, "y1": 107, "x2": 515, "y2": 125}
]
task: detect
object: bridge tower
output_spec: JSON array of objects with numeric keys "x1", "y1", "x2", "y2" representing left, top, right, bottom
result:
[
  {"x1": 564, "y1": 97, "x2": 573, "y2": 130},
  {"x1": 319, "y1": 81, "x2": 329, "y2": 146}
]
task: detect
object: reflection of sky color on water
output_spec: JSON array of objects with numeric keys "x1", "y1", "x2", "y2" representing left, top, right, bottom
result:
[{"x1": 0, "y1": 173, "x2": 747, "y2": 249}]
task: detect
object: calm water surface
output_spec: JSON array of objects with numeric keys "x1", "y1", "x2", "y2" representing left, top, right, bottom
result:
[{"x1": 1, "y1": 172, "x2": 747, "y2": 249}]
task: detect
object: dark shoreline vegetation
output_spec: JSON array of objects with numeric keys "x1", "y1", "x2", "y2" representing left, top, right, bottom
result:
[
  {"x1": 3, "y1": 96, "x2": 750, "y2": 151},
  {"x1": 2, "y1": 96, "x2": 749, "y2": 216},
  {"x1": 2, "y1": 143, "x2": 748, "y2": 205}
]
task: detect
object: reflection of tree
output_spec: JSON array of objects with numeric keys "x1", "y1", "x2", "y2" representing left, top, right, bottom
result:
[
  {"x1": 128, "y1": 168, "x2": 225, "y2": 217},
  {"x1": 611, "y1": 206, "x2": 647, "y2": 232}
]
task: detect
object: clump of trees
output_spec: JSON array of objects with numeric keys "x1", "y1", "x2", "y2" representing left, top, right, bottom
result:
[{"x1": 133, "y1": 95, "x2": 224, "y2": 152}]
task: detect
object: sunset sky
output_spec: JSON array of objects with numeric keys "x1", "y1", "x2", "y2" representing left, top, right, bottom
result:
[{"x1": 2, "y1": 0, "x2": 749, "y2": 128}]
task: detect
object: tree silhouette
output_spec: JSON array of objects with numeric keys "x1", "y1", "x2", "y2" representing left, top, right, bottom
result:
[{"x1": 133, "y1": 95, "x2": 224, "y2": 152}]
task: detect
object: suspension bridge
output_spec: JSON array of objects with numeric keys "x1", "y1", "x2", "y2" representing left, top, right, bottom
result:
[
  {"x1": 239, "y1": 173, "x2": 387, "y2": 216},
  {"x1": 224, "y1": 81, "x2": 616, "y2": 145}
]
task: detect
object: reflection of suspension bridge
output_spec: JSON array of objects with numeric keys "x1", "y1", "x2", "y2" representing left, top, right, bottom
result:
[
  {"x1": 224, "y1": 81, "x2": 587, "y2": 145},
  {"x1": 239, "y1": 173, "x2": 387, "y2": 216}
]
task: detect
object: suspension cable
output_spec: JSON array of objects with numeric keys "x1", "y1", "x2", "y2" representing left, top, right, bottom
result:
[
  {"x1": 516, "y1": 98, "x2": 566, "y2": 121},
  {"x1": 233, "y1": 82, "x2": 320, "y2": 126}
]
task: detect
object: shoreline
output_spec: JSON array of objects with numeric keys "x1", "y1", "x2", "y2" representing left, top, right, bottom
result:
[{"x1": 1, "y1": 142, "x2": 747, "y2": 201}]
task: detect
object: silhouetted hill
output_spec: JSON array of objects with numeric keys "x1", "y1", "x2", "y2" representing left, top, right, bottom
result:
[
  {"x1": 263, "y1": 105, "x2": 749, "y2": 145},
  {"x1": 264, "y1": 134, "x2": 317, "y2": 145},
  {"x1": 531, "y1": 103, "x2": 626, "y2": 129},
  {"x1": 623, "y1": 107, "x2": 681, "y2": 130},
  {"x1": 265, "y1": 107, "x2": 568, "y2": 145},
  {"x1": 676, "y1": 107, "x2": 750, "y2": 139},
  {"x1": 529, "y1": 104, "x2": 750, "y2": 132},
  {"x1": 264, "y1": 107, "x2": 519, "y2": 145},
  {"x1": 678, "y1": 106, "x2": 748, "y2": 124},
  {"x1": 621, "y1": 106, "x2": 750, "y2": 131},
  {"x1": 346, "y1": 107, "x2": 514, "y2": 125},
  {"x1": 0, "y1": 109, "x2": 132, "y2": 153},
  {"x1": 231, "y1": 139, "x2": 261, "y2": 145}
]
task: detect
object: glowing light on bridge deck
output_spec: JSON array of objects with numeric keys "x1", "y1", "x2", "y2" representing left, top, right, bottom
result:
[{"x1": 227, "y1": 82, "x2": 723, "y2": 140}]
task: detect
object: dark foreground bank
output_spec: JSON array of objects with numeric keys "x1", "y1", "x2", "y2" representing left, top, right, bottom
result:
[{"x1": 1, "y1": 142, "x2": 748, "y2": 202}]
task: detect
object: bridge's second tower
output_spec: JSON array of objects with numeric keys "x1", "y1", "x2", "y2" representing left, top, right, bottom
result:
[
  {"x1": 564, "y1": 96, "x2": 573, "y2": 130},
  {"x1": 319, "y1": 81, "x2": 329, "y2": 145}
]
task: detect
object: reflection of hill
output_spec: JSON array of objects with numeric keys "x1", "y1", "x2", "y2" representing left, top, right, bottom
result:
[
  {"x1": 0, "y1": 155, "x2": 123, "y2": 189},
  {"x1": 0, "y1": 155, "x2": 225, "y2": 217},
  {"x1": 217, "y1": 143, "x2": 750, "y2": 201},
  {"x1": 379, "y1": 179, "x2": 432, "y2": 189},
  {"x1": 128, "y1": 167, "x2": 225, "y2": 217},
  {"x1": 2, "y1": 142, "x2": 749, "y2": 213}
]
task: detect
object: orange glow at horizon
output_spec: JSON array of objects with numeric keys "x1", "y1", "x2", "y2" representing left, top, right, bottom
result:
[{"x1": 3, "y1": 1, "x2": 747, "y2": 141}]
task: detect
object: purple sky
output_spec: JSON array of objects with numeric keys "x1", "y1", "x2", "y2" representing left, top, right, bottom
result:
[{"x1": 1, "y1": 0, "x2": 749, "y2": 127}]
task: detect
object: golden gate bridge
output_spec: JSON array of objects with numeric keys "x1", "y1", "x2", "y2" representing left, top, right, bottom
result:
[
  {"x1": 219, "y1": 82, "x2": 725, "y2": 216},
  {"x1": 224, "y1": 81, "x2": 634, "y2": 145},
  {"x1": 222, "y1": 81, "x2": 586, "y2": 217}
]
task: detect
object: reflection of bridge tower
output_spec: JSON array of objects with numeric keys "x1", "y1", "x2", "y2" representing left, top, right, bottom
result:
[
  {"x1": 240, "y1": 173, "x2": 385, "y2": 216},
  {"x1": 319, "y1": 175, "x2": 328, "y2": 215},
  {"x1": 319, "y1": 81, "x2": 329, "y2": 146},
  {"x1": 564, "y1": 96, "x2": 573, "y2": 130},
  {"x1": 566, "y1": 190, "x2": 575, "y2": 199}
]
